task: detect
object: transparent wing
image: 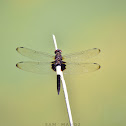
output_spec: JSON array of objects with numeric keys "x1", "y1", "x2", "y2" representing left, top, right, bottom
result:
[
  {"x1": 63, "y1": 62, "x2": 101, "y2": 74},
  {"x1": 63, "y1": 48, "x2": 101, "y2": 63},
  {"x1": 16, "y1": 47, "x2": 54, "y2": 62},
  {"x1": 16, "y1": 61, "x2": 55, "y2": 74}
]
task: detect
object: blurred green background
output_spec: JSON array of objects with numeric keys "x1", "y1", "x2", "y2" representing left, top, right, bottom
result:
[{"x1": 0, "y1": 0, "x2": 126, "y2": 126}]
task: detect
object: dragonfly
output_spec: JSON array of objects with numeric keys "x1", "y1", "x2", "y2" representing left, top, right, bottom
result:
[{"x1": 16, "y1": 47, "x2": 101, "y2": 94}]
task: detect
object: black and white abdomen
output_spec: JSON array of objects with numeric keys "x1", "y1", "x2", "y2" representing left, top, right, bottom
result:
[{"x1": 51, "y1": 61, "x2": 66, "y2": 72}]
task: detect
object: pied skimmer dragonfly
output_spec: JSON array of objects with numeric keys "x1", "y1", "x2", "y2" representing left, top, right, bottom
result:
[{"x1": 16, "y1": 47, "x2": 101, "y2": 94}]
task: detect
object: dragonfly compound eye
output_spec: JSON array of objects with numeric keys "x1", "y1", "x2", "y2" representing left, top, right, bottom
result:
[{"x1": 55, "y1": 50, "x2": 57, "y2": 54}]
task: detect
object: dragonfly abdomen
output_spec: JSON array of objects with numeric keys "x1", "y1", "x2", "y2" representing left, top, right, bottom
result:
[
  {"x1": 51, "y1": 61, "x2": 66, "y2": 72},
  {"x1": 57, "y1": 75, "x2": 60, "y2": 95}
]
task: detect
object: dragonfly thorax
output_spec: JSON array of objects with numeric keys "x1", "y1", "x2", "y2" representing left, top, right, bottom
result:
[
  {"x1": 55, "y1": 52, "x2": 62, "y2": 66},
  {"x1": 51, "y1": 49, "x2": 66, "y2": 72}
]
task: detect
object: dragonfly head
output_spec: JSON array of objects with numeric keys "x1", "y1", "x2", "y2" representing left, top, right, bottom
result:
[{"x1": 55, "y1": 49, "x2": 62, "y2": 54}]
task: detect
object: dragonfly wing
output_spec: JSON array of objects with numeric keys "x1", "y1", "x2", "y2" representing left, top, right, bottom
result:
[
  {"x1": 16, "y1": 61, "x2": 55, "y2": 74},
  {"x1": 63, "y1": 48, "x2": 101, "y2": 62},
  {"x1": 63, "y1": 62, "x2": 101, "y2": 74},
  {"x1": 16, "y1": 47, "x2": 54, "y2": 62}
]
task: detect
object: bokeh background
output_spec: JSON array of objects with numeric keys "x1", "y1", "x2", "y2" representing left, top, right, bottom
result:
[{"x1": 0, "y1": 0, "x2": 126, "y2": 126}]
